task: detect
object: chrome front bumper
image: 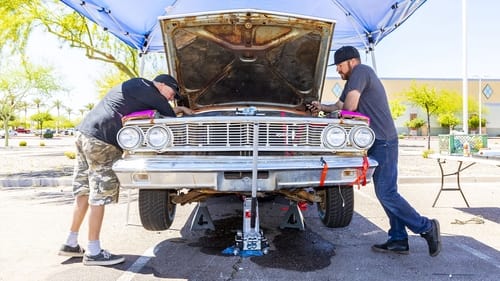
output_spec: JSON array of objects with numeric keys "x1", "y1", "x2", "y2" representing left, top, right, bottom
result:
[{"x1": 113, "y1": 155, "x2": 377, "y2": 191}]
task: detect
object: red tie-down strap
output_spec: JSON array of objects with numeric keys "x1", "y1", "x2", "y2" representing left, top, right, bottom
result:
[
  {"x1": 353, "y1": 155, "x2": 369, "y2": 189},
  {"x1": 319, "y1": 157, "x2": 328, "y2": 187}
]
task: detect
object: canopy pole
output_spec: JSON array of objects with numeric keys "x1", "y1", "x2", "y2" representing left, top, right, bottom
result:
[
  {"x1": 139, "y1": 52, "x2": 145, "y2": 76},
  {"x1": 367, "y1": 33, "x2": 377, "y2": 74},
  {"x1": 369, "y1": 43, "x2": 377, "y2": 74},
  {"x1": 461, "y1": 0, "x2": 468, "y2": 134}
]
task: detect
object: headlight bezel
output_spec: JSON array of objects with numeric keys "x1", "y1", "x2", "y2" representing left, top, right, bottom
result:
[
  {"x1": 349, "y1": 125, "x2": 375, "y2": 149},
  {"x1": 322, "y1": 125, "x2": 348, "y2": 149},
  {"x1": 145, "y1": 125, "x2": 173, "y2": 151},
  {"x1": 116, "y1": 126, "x2": 144, "y2": 150}
]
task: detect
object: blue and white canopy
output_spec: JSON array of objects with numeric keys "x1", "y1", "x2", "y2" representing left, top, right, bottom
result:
[{"x1": 60, "y1": 0, "x2": 427, "y2": 54}]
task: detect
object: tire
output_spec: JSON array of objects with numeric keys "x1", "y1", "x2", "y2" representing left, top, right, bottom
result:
[
  {"x1": 316, "y1": 185, "x2": 354, "y2": 228},
  {"x1": 138, "y1": 189, "x2": 177, "y2": 231}
]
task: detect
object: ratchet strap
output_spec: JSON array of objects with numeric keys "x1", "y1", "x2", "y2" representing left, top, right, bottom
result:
[
  {"x1": 319, "y1": 157, "x2": 328, "y2": 187},
  {"x1": 353, "y1": 155, "x2": 369, "y2": 189}
]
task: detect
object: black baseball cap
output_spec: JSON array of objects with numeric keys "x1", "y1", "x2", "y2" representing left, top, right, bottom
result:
[
  {"x1": 154, "y1": 74, "x2": 181, "y2": 99},
  {"x1": 334, "y1": 46, "x2": 360, "y2": 65}
]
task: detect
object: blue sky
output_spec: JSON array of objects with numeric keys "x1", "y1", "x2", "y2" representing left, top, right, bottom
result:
[
  {"x1": 372, "y1": 0, "x2": 499, "y2": 79},
  {"x1": 27, "y1": 0, "x2": 500, "y2": 110}
]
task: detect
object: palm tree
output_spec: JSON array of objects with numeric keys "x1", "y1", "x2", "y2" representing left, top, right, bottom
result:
[
  {"x1": 65, "y1": 106, "x2": 73, "y2": 120},
  {"x1": 17, "y1": 101, "x2": 29, "y2": 128},
  {"x1": 53, "y1": 99, "x2": 63, "y2": 132},
  {"x1": 84, "y1": 103, "x2": 95, "y2": 111},
  {"x1": 32, "y1": 98, "x2": 43, "y2": 113},
  {"x1": 32, "y1": 98, "x2": 44, "y2": 131}
]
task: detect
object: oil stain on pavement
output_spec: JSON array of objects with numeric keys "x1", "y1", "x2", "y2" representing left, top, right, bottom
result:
[{"x1": 187, "y1": 215, "x2": 335, "y2": 272}]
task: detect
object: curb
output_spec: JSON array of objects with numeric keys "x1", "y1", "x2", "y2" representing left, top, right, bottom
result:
[{"x1": 0, "y1": 177, "x2": 72, "y2": 188}]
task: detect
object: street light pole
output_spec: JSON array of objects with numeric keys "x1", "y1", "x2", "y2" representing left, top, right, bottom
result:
[{"x1": 478, "y1": 76, "x2": 482, "y2": 135}]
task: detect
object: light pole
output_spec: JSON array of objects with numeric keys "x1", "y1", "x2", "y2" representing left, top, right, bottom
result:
[
  {"x1": 472, "y1": 74, "x2": 487, "y2": 135},
  {"x1": 478, "y1": 76, "x2": 482, "y2": 135}
]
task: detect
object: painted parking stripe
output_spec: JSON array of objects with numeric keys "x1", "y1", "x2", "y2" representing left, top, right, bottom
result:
[
  {"x1": 116, "y1": 246, "x2": 155, "y2": 281},
  {"x1": 455, "y1": 244, "x2": 500, "y2": 270}
]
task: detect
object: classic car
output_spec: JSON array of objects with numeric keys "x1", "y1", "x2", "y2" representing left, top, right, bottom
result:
[{"x1": 112, "y1": 9, "x2": 378, "y2": 252}]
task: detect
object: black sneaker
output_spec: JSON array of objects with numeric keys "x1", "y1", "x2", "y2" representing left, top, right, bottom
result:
[
  {"x1": 372, "y1": 239, "x2": 409, "y2": 255},
  {"x1": 83, "y1": 250, "x2": 125, "y2": 266},
  {"x1": 58, "y1": 244, "x2": 85, "y2": 257},
  {"x1": 421, "y1": 219, "x2": 442, "y2": 257}
]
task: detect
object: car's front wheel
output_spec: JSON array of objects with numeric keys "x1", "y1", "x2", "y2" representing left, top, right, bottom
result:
[
  {"x1": 316, "y1": 185, "x2": 354, "y2": 228},
  {"x1": 138, "y1": 189, "x2": 177, "y2": 231}
]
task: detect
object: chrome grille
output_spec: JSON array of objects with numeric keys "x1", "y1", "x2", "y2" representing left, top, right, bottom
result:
[
  {"x1": 165, "y1": 122, "x2": 327, "y2": 147},
  {"x1": 134, "y1": 117, "x2": 357, "y2": 151}
]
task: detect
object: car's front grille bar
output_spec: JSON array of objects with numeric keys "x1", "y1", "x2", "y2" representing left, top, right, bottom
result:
[
  {"x1": 166, "y1": 121, "x2": 327, "y2": 147},
  {"x1": 132, "y1": 116, "x2": 358, "y2": 151}
]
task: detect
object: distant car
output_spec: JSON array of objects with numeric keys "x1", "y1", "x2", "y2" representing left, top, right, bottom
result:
[
  {"x1": 15, "y1": 127, "x2": 31, "y2": 134},
  {"x1": 0, "y1": 129, "x2": 17, "y2": 138},
  {"x1": 64, "y1": 128, "x2": 75, "y2": 136}
]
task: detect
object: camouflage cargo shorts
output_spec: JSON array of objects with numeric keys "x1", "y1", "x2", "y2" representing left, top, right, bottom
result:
[{"x1": 72, "y1": 133, "x2": 123, "y2": 205}]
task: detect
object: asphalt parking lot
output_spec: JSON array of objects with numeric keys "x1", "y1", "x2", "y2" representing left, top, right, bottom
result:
[{"x1": 0, "y1": 135, "x2": 499, "y2": 281}]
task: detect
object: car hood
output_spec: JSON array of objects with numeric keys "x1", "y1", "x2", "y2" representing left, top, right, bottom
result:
[{"x1": 159, "y1": 10, "x2": 335, "y2": 110}]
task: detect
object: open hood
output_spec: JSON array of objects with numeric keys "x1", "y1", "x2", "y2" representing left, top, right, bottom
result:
[{"x1": 159, "y1": 11, "x2": 334, "y2": 110}]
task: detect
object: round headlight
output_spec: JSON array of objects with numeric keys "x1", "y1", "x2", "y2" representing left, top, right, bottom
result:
[
  {"x1": 145, "y1": 125, "x2": 172, "y2": 150},
  {"x1": 117, "y1": 126, "x2": 143, "y2": 150},
  {"x1": 349, "y1": 126, "x2": 375, "y2": 149},
  {"x1": 322, "y1": 125, "x2": 347, "y2": 149}
]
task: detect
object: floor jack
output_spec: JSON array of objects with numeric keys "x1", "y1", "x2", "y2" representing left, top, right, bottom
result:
[
  {"x1": 232, "y1": 123, "x2": 270, "y2": 256},
  {"x1": 232, "y1": 197, "x2": 270, "y2": 255}
]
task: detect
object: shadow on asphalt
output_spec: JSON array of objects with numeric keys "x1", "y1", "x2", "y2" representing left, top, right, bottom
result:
[{"x1": 456, "y1": 207, "x2": 500, "y2": 224}]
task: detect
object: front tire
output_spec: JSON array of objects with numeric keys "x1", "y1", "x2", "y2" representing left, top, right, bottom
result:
[
  {"x1": 316, "y1": 185, "x2": 354, "y2": 228},
  {"x1": 138, "y1": 189, "x2": 177, "y2": 231}
]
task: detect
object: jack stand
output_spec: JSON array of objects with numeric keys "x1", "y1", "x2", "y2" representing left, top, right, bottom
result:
[
  {"x1": 279, "y1": 201, "x2": 305, "y2": 230},
  {"x1": 190, "y1": 201, "x2": 215, "y2": 231},
  {"x1": 232, "y1": 197, "x2": 270, "y2": 256}
]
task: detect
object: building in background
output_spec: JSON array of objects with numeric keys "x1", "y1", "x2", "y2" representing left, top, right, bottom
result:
[{"x1": 323, "y1": 77, "x2": 499, "y2": 137}]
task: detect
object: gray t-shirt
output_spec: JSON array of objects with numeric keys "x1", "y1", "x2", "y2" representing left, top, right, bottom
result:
[{"x1": 339, "y1": 64, "x2": 398, "y2": 140}]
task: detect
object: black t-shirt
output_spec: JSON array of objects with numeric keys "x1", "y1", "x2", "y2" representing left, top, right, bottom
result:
[
  {"x1": 339, "y1": 64, "x2": 398, "y2": 141},
  {"x1": 77, "y1": 78, "x2": 177, "y2": 148}
]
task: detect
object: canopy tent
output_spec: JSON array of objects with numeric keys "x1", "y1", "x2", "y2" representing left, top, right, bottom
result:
[{"x1": 59, "y1": 0, "x2": 427, "y2": 65}]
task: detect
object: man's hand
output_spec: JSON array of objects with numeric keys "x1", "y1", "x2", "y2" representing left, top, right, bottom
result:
[
  {"x1": 174, "y1": 106, "x2": 194, "y2": 115},
  {"x1": 306, "y1": 101, "x2": 322, "y2": 116}
]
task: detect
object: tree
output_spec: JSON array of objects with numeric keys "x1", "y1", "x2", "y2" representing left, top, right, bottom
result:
[
  {"x1": 17, "y1": 101, "x2": 29, "y2": 128},
  {"x1": 84, "y1": 103, "x2": 95, "y2": 112},
  {"x1": 65, "y1": 106, "x2": 73, "y2": 120},
  {"x1": 389, "y1": 99, "x2": 406, "y2": 120},
  {"x1": 53, "y1": 99, "x2": 63, "y2": 132},
  {"x1": 32, "y1": 97, "x2": 44, "y2": 113},
  {"x1": 0, "y1": 59, "x2": 62, "y2": 146},
  {"x1": 30, "y1": 111, "x2": 53, "y2": 138},
  {"x1": 401, "y1": 82, "x2": 450, "y2": 149}
]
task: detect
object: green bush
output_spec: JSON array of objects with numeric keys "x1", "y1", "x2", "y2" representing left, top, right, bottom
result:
[
  {"x1": 404, "y1": 118, "x2": 426, "y2": 129},
  {"x1": 39, "y1": 142, "x2": 45, "y2": 147},
  {"x1": 64, "y1": 151, "x2": 76, "y2": 159},
  {"x1": 468, "y1": 114, "x2": 486, "y2": 130},
  {"x1": 43, "y1": 130, "x2": 54, "y2": 139},
  {"x1": 19, "y1": 141, "x2": 27, "y2": 147},
  {"x1": 422, "y1": 149, "x2": 434, "y2": 158}
]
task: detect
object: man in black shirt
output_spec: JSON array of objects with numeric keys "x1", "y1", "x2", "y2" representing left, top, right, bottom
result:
[{"x1": 58, "y1": 74, "x2": 192, "y2": 266}]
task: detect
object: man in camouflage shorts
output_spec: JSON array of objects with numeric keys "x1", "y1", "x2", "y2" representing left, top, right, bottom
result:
[
  {"x1": 58, "y1": 74, "x2": 193, "y2": 266},
  {"x1": 72, "y1": 133, "x2": 123, "y2": 206}
]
